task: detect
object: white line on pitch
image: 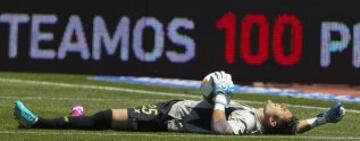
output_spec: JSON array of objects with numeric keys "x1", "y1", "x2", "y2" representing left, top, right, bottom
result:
[
  {"x1": 0, "y1": 130, "x2": 359, "y2": 140},
  {"x1": 0, "y1": 77, "x2": 360, "y2": 114}
]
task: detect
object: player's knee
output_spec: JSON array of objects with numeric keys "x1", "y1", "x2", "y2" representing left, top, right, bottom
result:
[{"x1": 93, "y1": 109, "x2": 113, "y2": 130}]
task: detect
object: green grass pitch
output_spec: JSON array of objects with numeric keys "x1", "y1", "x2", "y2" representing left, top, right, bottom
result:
[{"x1": 0, "y1": 72, "x2": 359, "y2": 141}]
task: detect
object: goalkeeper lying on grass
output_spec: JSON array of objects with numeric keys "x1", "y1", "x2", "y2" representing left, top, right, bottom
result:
[{"x1": 14, "y1": 71, "x2": 345, "y2": 135}]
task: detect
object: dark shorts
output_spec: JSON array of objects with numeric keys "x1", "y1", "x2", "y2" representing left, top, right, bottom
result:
[{"x1": 127, "y1": 99, "x2": 181, "y2": 131}]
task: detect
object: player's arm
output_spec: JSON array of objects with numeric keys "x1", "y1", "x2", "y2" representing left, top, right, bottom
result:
[
  {"x1": 211, "y1": 95, "x2": 234, "y2": 135},
  {"x1": 295, "y1": 120, "x2": 312, "y2": 133},
  {"x1": 295, "y1": 102, "x2": 345, "y2": 134},
  {"x1": 209, "y1": 71, "x2": 235, "y2": 135}
]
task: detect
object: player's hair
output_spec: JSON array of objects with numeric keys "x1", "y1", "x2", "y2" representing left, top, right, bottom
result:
[{"x1": 264, "y1": 116, "x2": 299, "y2": 135}]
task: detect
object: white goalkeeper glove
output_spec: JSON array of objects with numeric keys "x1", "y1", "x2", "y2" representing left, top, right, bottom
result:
[
  {"x1": 210, "y1": 71, "x2": 235, "y2": 109},
  {"x1": 317, "y1": 102, "x2": 345, "y2": 123},
  {"x1": 306, "y1": 102, "x2": 346, "y2": 128}
]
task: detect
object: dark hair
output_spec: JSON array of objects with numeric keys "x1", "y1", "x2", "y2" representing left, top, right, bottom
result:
[{"x1": 264, "y1": 116, "x2": 299, "y2": 135}]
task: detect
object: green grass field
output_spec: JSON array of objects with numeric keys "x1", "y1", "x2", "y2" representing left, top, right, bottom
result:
[{"x1": 0, "y1": 72, "x2": 359, "y2": 141}]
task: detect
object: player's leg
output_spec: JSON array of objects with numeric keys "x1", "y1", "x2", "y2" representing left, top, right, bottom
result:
[
  {"x1": 15, "y1": 100, "x2": 119, "y2": 130},
  {"x1": 33, "y1": 110, "x2": 113, "y2": 130},
  {"x1": 116, "y1": 100, "x2": 181, "y2": 131},
  {"x1": 14, "y1": 100, "x2": 178, "y2": 131},
  {"x1": 111, "y1": 109, "x2": 132, "y2": 130}
]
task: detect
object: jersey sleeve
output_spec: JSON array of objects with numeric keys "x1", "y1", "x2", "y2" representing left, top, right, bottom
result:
[{"x1": 227, "y1": 110, "x2": 256, "y2": 135}]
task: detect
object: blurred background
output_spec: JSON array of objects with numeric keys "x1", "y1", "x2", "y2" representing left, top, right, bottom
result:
[
  {"x1": 0, "y1": 0, "x2": 359, "y2": 101},
  {"x1": 0, "y1": 1, "x2": 360, "y2": 140}
]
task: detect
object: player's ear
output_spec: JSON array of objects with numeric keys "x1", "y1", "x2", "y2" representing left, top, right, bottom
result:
[{"x1": 268, "y1": 115, "x2": 278, "y2": 127}]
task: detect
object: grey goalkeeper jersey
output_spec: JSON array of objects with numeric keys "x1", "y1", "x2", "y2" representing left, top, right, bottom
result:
[{"x1": 166, "y1": 100, "x2": 265, "y2": 135}]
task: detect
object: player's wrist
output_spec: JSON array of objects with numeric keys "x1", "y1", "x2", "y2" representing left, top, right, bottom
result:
[
  {"x1": 214, "y1": 103, "x2": 226, "y2": 110},
  {"x1": 306, "y1": 117, "x2": 326, "y2": 128},
  {"x1": 213, "y1": 94, "x2": 228, "y2": 108}
]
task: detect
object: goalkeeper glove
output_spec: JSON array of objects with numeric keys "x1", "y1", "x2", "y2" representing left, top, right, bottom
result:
[
  {"x1": 210, "y1": 71, "x2": 234, "y2": 108},
  {"x1": 306, "y1": 102, "x2": 346, "y2": 128}
]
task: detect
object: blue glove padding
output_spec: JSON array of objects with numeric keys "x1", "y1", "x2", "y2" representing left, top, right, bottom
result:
[{"x1": 226, "y1": 86, "x2": 236, "y2": 96}]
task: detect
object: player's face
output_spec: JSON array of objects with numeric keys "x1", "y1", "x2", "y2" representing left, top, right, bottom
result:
[{"x1": 264, "y1": 100, "x2": 293, "y2": 119}]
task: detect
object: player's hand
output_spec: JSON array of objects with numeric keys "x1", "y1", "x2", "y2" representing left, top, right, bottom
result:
[
  {"x1": 210, "y1": 71, "x2": 235, "y2": 106},
  {"x1": 316, "y1": 102, "x2": 346, "y2": 123},
  {"x1": 210, "y1": 71, "x2": 235, "y2": 96}
]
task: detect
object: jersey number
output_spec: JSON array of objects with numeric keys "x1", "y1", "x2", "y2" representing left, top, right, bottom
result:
[{"x1": 141, "y1": 104, "x2": 158, "y2": 115}]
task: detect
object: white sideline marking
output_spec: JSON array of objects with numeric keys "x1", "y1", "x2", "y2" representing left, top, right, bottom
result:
[
  {"x1": 0, "y1": 78, "x2": 198, "y2": 98},
  {"x1": 0, "y1": 130, "x2": 359, "y2": 140},
  {"x1": 0, "y1": 77, "x2": 360, "y2": 114}
]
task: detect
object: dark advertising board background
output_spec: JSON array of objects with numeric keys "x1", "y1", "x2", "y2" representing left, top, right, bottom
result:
[{"x1": 0, "y1": 0, "x2": 359, "y2": 84}]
